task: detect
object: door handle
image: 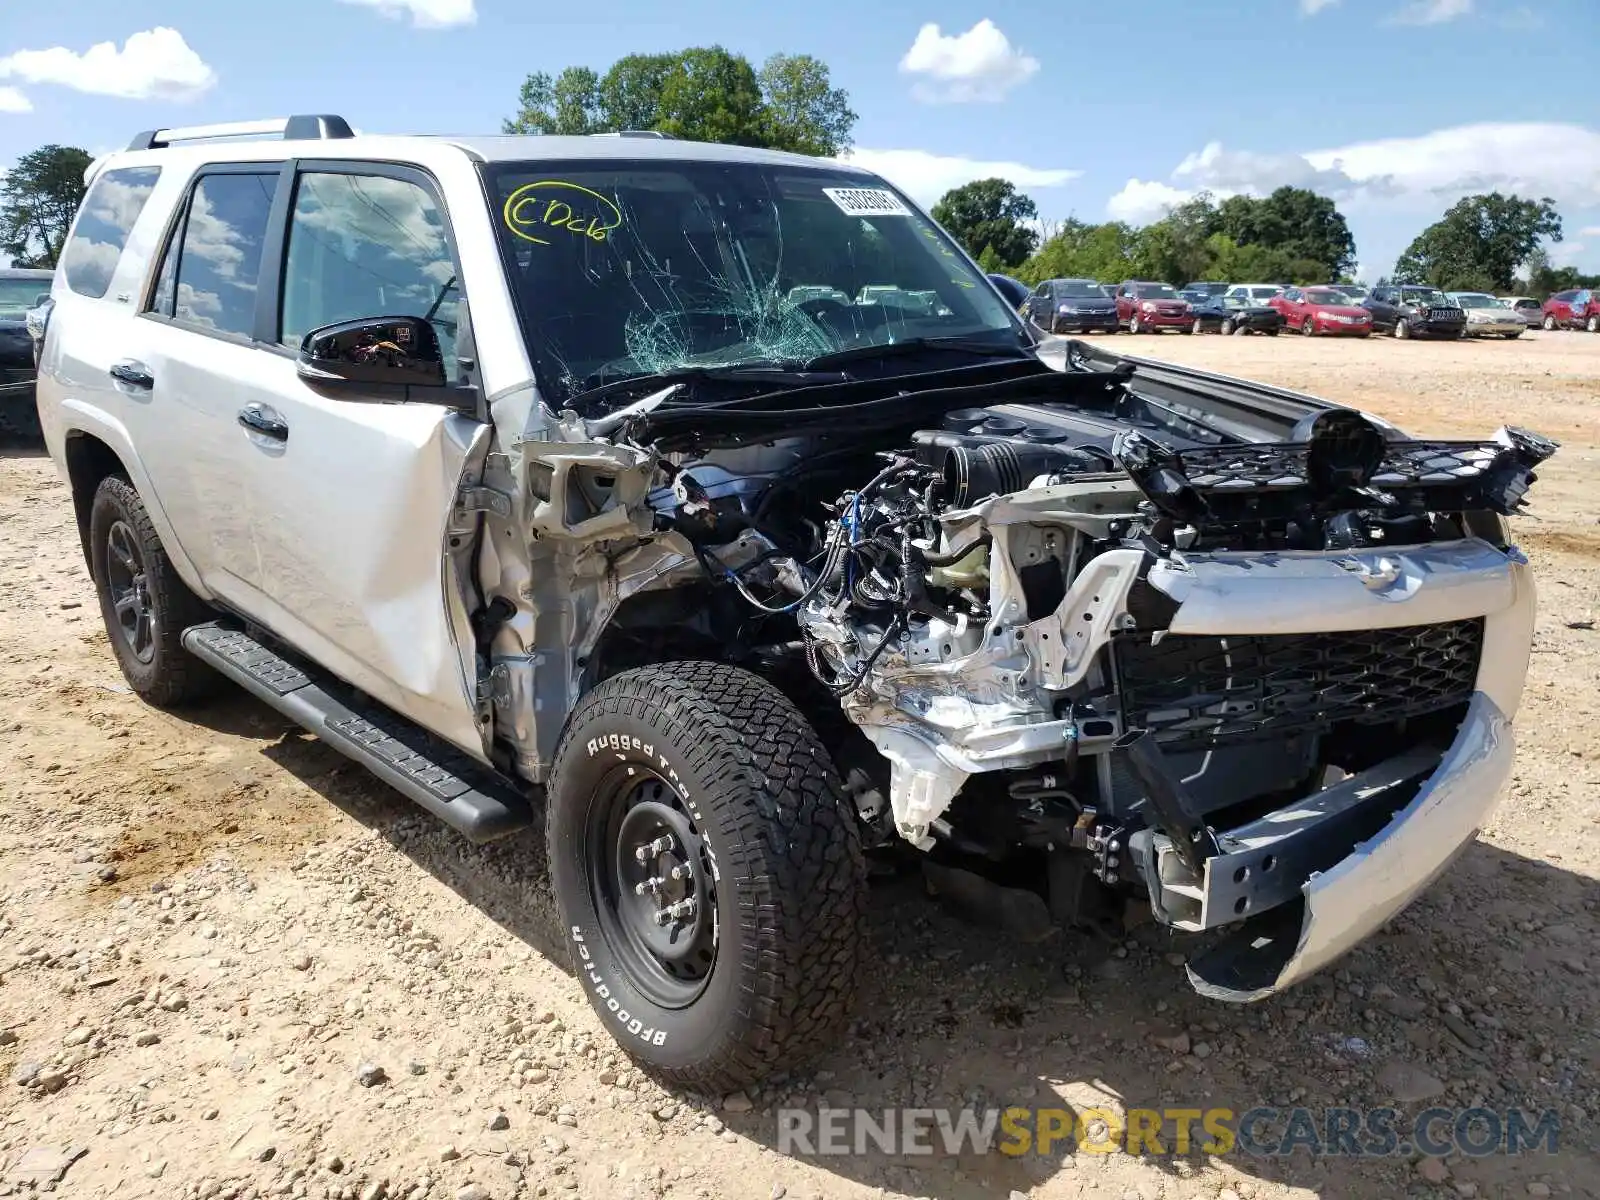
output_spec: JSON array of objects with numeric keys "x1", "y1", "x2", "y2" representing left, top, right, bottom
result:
[
  {"x1": 237, "y1": 403, "x2": 289, "y2": 442},
  {"x1": 109, "y1": 361, "x2": 154, "y2": 388}
]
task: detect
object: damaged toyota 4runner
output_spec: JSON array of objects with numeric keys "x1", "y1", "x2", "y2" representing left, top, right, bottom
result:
[{"x1": 37, "y1": 117, "x2": 1555, "y2": 1093}]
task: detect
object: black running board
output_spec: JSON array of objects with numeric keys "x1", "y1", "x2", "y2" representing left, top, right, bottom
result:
[{"x1": 182, "y1": 622, "x2": 531, "y2": 843}]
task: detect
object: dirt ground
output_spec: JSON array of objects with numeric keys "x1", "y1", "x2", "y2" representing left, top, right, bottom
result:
[{"x1": 1, "y1": 330, "x2": 1596, "y2": 1200}]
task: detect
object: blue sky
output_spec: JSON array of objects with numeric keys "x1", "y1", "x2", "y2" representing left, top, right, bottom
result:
[{"x1": 3, "y1": 0, "x2": 1598, "y2": 280}]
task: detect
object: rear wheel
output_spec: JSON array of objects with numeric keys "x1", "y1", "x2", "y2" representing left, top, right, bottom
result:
[
  {"x1": 88, "y1": 476, "x2": 216, "y2": 707},
  {"x1": 546, "y1": 661, "x2": 867, "y2": 1093}
]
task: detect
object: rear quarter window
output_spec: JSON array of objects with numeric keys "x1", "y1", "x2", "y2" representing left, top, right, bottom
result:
[{"x1": 60, "y1": 166, "x2": 162, "y2": 300}]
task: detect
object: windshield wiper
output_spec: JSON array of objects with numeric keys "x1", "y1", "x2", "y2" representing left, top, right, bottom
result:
[{"x1": 799, "y1": 333, "x2": 1032, "y2": 372}]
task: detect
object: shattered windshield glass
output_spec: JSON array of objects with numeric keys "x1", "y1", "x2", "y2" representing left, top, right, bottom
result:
[{"x1": 485, "y1": 159, "x2": 1021, "y2": 407}]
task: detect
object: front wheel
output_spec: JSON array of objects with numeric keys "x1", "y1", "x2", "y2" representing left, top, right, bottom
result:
[
  {"x1": 1587, "y1": 315, "x2": 1599, "y2": 333},
  {"x1": 1128, "y1": 315, "x2": 1143, "y2": 334},
  {"x1": 1219, "y1": 318, "x2": 1236, "y2": 336},
  {"x1": 1394, "y1": 318, "x2": 1411, "y2": 340},
  {"x1": 1302, "y1": 317, "x2": 1316, "y2": 336},
  {"x1": 89, "y1": 476, "x2": 216, "y2": 707},
  {"x1": 1543, "y1": 315, "x2": 1557, "y2": 331},
  {"x1": 1192, "y1": 318, "x2": 1205, "y2": 335},
  {"x1": 546, "y1": 661, "x2": 867, "y2": 1093}
]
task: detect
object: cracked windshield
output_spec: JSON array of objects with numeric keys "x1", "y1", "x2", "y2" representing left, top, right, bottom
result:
[{"x1": 487, "y1": 160, "x2": 1021, "y2": 407}]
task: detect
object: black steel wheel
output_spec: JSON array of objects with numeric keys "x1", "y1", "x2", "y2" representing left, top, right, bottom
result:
[
  {"x1": 89, "y1": 476, "x2": 215, "y2": 706},
  {"x1": 547, "y1": 661, "x2": 867, "y2": 1093}
]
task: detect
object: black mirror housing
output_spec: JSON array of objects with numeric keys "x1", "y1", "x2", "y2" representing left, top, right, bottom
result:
[{"x1": 297, "y1": 316, "x2": 447, "y2": 390}]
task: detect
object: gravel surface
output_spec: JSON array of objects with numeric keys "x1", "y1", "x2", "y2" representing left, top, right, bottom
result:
[{"x1": 1, "y1": 331, "x2": 1597, "y2": 1199}]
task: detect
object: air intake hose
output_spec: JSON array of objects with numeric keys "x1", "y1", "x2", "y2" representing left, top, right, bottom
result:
[{"x1": 943, "y1": 441, "x2": 1100, "y2": 507}]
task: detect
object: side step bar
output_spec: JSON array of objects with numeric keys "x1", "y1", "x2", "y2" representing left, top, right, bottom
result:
[{"x1": 182, "y1": 622, "x2": 531, "y2": 843}]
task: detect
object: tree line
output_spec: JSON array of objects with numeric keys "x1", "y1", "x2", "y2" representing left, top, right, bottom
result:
[
  {"x1": 932, "y1": 175, "x2": 1598, "y2": 294},
  {"x1": 4, "y1": 51, "x2": 1596, "y2": 296}
]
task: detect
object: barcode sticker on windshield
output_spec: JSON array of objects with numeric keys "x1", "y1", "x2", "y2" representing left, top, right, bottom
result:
[{"x1": 823, "y1": 187, "x2": 911, "y2": 217}]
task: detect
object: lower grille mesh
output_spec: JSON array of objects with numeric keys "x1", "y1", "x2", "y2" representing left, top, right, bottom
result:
[{"x1": 1115, "y1": 619, "x2": 1484, "y2": 747}]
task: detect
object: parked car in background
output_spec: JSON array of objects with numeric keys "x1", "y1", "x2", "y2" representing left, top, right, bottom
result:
[
  {"x1": 1223, "y1": 283, "x2": 1284, "y2": 306},
  {"x1": 1448, "y1": 293, "x2": 1528, "y2": 339},
  {"x1": 1025, "y1": 277, "x2": 1119, "y2": 334},
  {"x1": 1114, "y1": 280, "x2": 1192, "y2": 333},
  {"x1": 1182, "y1": 281, "x2": 1228, "y2": 298},
  {"x1": 1498, "y1": 296, "x2": 1543, "y2": 320},
  {"x1": 1330, "y1": 284, "x2": 1370, "y2": 305},
  {"x1": 1540, "y1": 289, "x2": 1598, "y2": 332},
  {"x1": 1364, "y1": 285, "x2": 1467, "y2": 339},
  {"x1": 1184, "y1": 292, "x2": 1283, "y2": 336},
  {"x1": 1270, "y1": 286, "x2": 1373, "y2": 337},
  {"x1": 987, "y1": 273, "x2": 1031, "y2": 310},
  {"x1": 0, "y1": 267, "x2": 55, "y2": 440}
]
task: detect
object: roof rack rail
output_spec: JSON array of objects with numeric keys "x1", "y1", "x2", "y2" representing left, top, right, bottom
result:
[
  {"x1": 127, "y1": 114, "x2": 355, "y2": 152},
  {"x1": 589, "y1": 130, "x2": 680, "y2": 140}
]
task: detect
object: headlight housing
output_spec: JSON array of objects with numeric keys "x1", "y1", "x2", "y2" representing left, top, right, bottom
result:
[{"x1": 1141, "y1": 300, "x2": 1157, "y2": 312}]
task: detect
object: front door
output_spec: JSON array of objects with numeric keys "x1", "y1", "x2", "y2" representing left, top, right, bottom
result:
[{"x1": 233, "y1": 163, "x2": 486, "y2": 753}]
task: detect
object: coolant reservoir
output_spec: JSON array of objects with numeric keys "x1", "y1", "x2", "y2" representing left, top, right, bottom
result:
[{"x1": 928, "y1": 544, "x2": 989, "y2": 589}]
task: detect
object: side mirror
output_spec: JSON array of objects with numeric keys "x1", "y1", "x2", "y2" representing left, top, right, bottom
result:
[
  {"x1": 33, "y1": 293, "x2": 50, "y2": 308},
  {"x1": 297, "y1": 316, "x2": 446, "y2": 390}
]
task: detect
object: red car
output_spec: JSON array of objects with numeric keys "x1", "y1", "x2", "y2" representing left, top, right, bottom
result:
[
  {"x1": 1271, "y1": 286, "x2": 1373, "y2": 337},
  {"x1": 1540, "y1": 289, "x2": 1598, "y2": 332},
  {"x1": 1114, "y1": 280, "x2": 1192, "y2": 333}
]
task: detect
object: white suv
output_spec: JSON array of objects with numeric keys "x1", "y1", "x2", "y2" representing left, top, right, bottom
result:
[{"x1": 36, "y1": 115, "x2": 1556, "y2": 1092}]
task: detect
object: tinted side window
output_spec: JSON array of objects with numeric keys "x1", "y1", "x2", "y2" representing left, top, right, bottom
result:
[
  {"x1": 280, "y1": 171, "x2": 460, "y2": 373},
  {"x1": 173, "y1": 173, "x2": 279, "y2": 336},
  {"x1": 61, "y1": 166, "x2": 162, "y2": 299}
]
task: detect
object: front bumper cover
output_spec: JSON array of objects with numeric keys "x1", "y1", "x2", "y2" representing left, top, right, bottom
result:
[{"x1": 1184, "y1": 691, "x2": 1511, "y2": 1001}]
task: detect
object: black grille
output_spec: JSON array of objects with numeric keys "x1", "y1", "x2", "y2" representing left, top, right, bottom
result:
[
  {"x1": 1114, "y1": 619, "x2": 1483, "y2": 747},
  {"x1": 1180, "y1": 439, "x2": 1500, "y2": 493}
]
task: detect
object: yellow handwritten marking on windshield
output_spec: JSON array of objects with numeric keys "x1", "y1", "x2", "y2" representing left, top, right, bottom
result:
[
  {"x1": 504, "y1": 181, "x2": 623, "y2": 247},
  {"x1": 917, "y1": 222, "x2": 977, "y2": 288}
]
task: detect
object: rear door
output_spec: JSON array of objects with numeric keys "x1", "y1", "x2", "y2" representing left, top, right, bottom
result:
[
  {"x1": 135, "y1": 164, "x2": 286, "y2": 604},
  {"x1": 229, "y1": 160, "x2": 486, "y2": 752}
]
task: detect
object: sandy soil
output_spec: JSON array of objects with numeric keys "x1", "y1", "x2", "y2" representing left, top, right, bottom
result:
[{"x1": 1, "y1": 330, "x2": 1596, "y2": 1200}]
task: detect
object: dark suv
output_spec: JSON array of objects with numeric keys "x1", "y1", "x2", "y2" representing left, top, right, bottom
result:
[
  {"x1": 0, "y1": 267, "x2": 54, "y2": 439},
  {"x1": 1364, "y1": 284, "x2": 1467, "y2": 340},
  {"x1": 1022, "y1": 277, "x2": 1120, "y2": 334}
]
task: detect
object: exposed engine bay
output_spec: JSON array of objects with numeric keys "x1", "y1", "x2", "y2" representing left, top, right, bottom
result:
[{"x1": 486, "y1": 340, "x2": 1556, "y2": 1000}]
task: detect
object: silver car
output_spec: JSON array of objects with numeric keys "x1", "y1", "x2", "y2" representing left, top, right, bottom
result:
[
  {"x1": 34, "y1": 114, "x2": 1558, "y2": 1092},
  {"x1": 1449, "y1": 292, "x2": 1529, "y2": 338}
]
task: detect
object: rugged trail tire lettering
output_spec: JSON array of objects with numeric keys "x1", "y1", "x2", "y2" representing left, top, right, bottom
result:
[
  {"x1": 88, "y1": 476, "x2": 216, "y2": 707},
  {"x1": 546, "y1": 661, "x2": 868, "y2": 1094}
]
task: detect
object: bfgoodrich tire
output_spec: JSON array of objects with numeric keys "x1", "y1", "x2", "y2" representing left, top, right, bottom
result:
[
  {"x1": 546, "y1": 661, "x2": 867, "y2": 1093},
  {"x1": 89, "y1": 476, "x2": 216, "y2": 707}
]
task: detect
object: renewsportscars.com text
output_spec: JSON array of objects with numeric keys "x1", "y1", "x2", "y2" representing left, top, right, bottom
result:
[{"x1": 776, "y1": 1105, "x2": 1561, "y2": 1159}]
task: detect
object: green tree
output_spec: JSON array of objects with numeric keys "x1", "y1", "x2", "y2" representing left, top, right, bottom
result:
[
  {"x1": 504, "y1": 48, "x2": 855, "y2": 155},
  {"x1": 1129, "y1": 194, "x2": 1221, "y2": 284},
  {"x1": 1019, "y1": 218, "x2": 1139, "y2": 284},
  {"x1": 930, "y1": 178, "x2": 1039, "y2": 269},
  {"x1": 758, "y1": 53, "x2": 857, "y2": 156},
  {"x1": 0, "y1": 144, "x2": 92, "y2": 268},
  {"x1": 1394, "y1": 193, "x2": 1563, "y2": 292},
  {"x1": 1217, "y1": 187, "x2": 1356, "y2": 280}
]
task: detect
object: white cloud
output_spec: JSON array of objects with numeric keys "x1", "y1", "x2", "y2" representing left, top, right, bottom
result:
[
  {"x1": 1549, "y1": 241, "x2": 1587, "y2": 268},
  {"x1": 839, "y1": 147, "x2": 1079, "y2": 206},
  {"x1": 898, "y1": 20, "x2": 1039, "y2": 103},
  {"x1": 1390, "y1": 0, "x2": 1473, "y2": 24},
  {"x1": 1300, "y1": 0, "x2": 1339, "y2": 13},
  {"x1": 1580, "y1": 225, "x2": 1600, "y2": 237},
  {"x1": 1106, "y1": 179, "x2": 1198, "y2": 223},
  {"x1": 1106, "y1": 124, "x2": 1600, "y2": 223},
  {"x1": 0, "y1": 87, "x2": 31, "y2": 114},
  {"x1": 339, "y1": 0, "x2": 477, "y2": 28},
  {"x1": 0, "y1": 28, "x2": 215, "y2": 101}
]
